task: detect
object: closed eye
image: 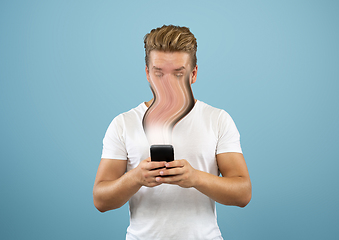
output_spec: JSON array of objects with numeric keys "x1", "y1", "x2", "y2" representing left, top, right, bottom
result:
[{"x1": 154, "y1": 72, "x2": 164, "y2": 77}]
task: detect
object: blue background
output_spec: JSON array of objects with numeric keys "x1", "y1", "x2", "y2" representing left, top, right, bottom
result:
[{"x1": 1, "y1": 0, "x2": 338, "y2": 239}]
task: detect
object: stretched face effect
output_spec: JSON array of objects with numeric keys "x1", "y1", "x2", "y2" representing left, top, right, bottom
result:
[{"x1": 143, "y1": 51, "x2": 196, "y2": 144}]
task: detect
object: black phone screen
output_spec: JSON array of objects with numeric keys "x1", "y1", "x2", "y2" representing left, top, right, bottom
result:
[{"x1": 150, "y1": 145, "x2": 174, "y2": 162}]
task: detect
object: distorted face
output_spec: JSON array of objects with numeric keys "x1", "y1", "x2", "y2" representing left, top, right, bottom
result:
[
  {"x1": 146, "y1": 50, "x2": 197, "y2": 87},
  {"x1": 143, "y1": 50, "x2": 198, "y2": 144}
]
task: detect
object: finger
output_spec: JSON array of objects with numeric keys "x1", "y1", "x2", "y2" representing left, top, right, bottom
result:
[
  {"x1": 165, "y1": 159, "x2": 185, "y2": 168},
  {"x1": 146, "y1": 180, "x2": 162, "y2": 187},
  {"x1": 146, "y1": 161, "x2": 166, "y2": 170},
  {"x1": 156, "y1": 174, "x2": 183, "y2": 183},
  {"x1": 159, "y1": 167, "x2": 184, "y2": 177}
]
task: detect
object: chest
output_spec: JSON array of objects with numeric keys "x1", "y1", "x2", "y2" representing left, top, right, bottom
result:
[{"x1": 124, "y1": 112, "x2": 219, "y2": 175}]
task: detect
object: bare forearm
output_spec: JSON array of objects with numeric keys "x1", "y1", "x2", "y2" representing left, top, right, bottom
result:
[
  {"x1": 93, "y1": 169, "x2": 141, "y2": 212},
  {"x1": 194, "y1": 170, "x2": 252, "y2": 207}
]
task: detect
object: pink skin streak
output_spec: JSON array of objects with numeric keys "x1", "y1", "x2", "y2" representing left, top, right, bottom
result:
[{"x1": 143, "y1": 73, "x2": 195, "y2": 144}]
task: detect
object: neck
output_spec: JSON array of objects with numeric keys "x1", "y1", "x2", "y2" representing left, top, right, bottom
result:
[{"x1": 144, "y1": 98, "x2": 197, "y2": 108}]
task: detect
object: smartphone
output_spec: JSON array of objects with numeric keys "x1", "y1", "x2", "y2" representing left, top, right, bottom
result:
[{"x1": 150, "y1": 145, "x2": 174, "y2": 162}]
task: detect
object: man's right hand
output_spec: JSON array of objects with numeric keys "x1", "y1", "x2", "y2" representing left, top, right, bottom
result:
[
  {"x1": 94, "y1": 157, "x2": 167, "y2": 212},
  {"x1": 133, "y1": 157, "x2": 167, "y2": 187}
]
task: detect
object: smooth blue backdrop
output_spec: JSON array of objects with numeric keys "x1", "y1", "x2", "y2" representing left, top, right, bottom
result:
[{"x1": 1, "y1": 0, "x2": 338, "y2": 239}]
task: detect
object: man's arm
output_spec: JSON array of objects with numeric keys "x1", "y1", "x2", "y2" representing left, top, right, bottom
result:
[
  {"x1": 93, "y1": 158, "x2": 167, "y2": 212},
  {"x1": 155, "y1": 152, "x2": 252, "y2": 207}
]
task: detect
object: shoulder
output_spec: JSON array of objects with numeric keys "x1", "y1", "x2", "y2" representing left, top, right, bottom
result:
[
  {"x1": 112, "y1": 102, "x2": 146, "y2": 124},
  {"x1": 196, "y1": 100, "x2": 232, "y2": 122},
  {"x1": 106, "y1": 102, "x2": 146, "y2": 133}
]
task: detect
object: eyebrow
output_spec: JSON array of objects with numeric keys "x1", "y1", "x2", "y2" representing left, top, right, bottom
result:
[
  {"x1": 152, "y1": 66, "x2": 162, "y2": 71},
  {"x1": 174, "y1": 66, "x2": 185, "y2": 71},
  {"x1": 152, "y1": 66, "x2": 186, "y2": 71}
]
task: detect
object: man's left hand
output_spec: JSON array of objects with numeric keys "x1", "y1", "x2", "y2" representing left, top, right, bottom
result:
[{"x1": 155, "y1": 159, "x2": 199, "y2": 188}]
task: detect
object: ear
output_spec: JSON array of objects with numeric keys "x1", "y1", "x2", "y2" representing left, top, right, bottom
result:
[
  {"x1": 190, "y1": 65, "x2": 198, "y2": 84},
  {"x1": 145, "y1": 65, "x2": 150, "y2": 83}
]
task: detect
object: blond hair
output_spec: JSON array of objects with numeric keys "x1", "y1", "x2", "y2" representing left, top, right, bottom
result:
[{"x1": 144, "y1": 25, "x2": 197, "y2": 69}]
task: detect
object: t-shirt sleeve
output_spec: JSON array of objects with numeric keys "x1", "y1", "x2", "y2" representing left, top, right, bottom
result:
[
  {"x1": 101, "y1": 115, "x2": 128, "y2": 160},
  {"x1": 216, "y1": 110, "x2": 242, "y2": 154}
]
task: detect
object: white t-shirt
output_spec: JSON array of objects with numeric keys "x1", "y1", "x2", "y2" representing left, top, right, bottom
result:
[{"x1": 101, "y1": 100, "x2": 242, "y2": 240}]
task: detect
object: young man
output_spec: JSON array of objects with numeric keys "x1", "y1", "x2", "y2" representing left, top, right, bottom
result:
[{"x1": 93, "y1": 25, "x2": 251, "y2": 240}]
